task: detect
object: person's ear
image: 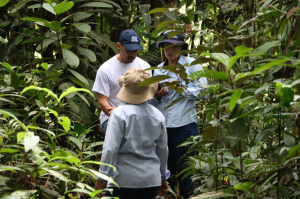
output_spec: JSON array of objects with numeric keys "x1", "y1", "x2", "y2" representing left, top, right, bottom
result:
[{"x1": 116, "y1": 42, "x2": 122, "y2": 50}]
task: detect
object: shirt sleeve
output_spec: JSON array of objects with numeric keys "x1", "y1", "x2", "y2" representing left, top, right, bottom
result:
[
  {"x1": 98, "y1": 110, "x2": 124, "y2": 178},
  {"x1": 181, "y1": 63, "x2": 207, "y2": 99},
  {"x1": 156, "y1": 120, "x2": 169, "y2": 180},
  {"x1": 92, "y1": 69, "x2": 110, "y2": 97}
]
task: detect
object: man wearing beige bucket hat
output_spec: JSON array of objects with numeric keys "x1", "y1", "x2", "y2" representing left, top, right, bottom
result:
[{"x1": 95, "y1": 68, "x2": 169, "y2": 199}]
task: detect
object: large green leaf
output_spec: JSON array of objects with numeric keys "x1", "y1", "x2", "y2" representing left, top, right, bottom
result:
[
  {"x1": 43, "y1": 168, "x2": 70, "y2": 182},
  {"x1": 276, "y1": 82, "x2": 295, "y2": 107},
  {"x1": 62, "y1": 48, "x2": 80, "y2": 68},
  {"x1": 42, "y1": 3, "x2": 56, "y2": 15},
  {"x1": 229, "y1": 90, "x2": 242, "y2": 111},
  {"x1": 211, "y1": 53, "x2": 230, "y2": 69},
  {"x1": 248, "y1": 59, "x2": 287, "y2": 76},
  {"x1": 138, "y1": 75, "x2": 170, "y2": 87},
  {"x1": 0, "y1": 148, "x2": 19, "y2": 153},
  {"x1": 80, "y1": 2, "x2": 112, "y2": 8},
  {"x1": 54, "y1": 1, "x2": 74, "y2": 15},
  {"x1": 148, "y1": 7, "x2": 169, "y2": 14},
  {"x1": 44, "y1": 21, "x2": 61, "y2": 31},
  {"x1": 87, "y1": 31, "x2": 118, "y2": 54},
  {"x1": 190, "y1": 70, "x2": 230, "y2": 82},
  {"x1": 1, "y1": 190, "x2": 37, "y2": 199},
  {"x1": 73, "y1": 12, "x2": 92, "y2": 22},
  {"x1": 78, "y1": 47, "x2": 96, "y2": 62},
  {"x1": 21, "y1": 17, "x2": 49, "y2": 23},
  {"x1": 22, "y1": 36, "x2": 48, "y2": 44},
  {"x1": 21, "y1": 86, "x2": 59, "y2": 101},
  {"x1": 58, "y1": 116, "x2": 71, "y2": 132},
  {"x1": 58, "y1": 87, "x2": 94, "y2": 102},
  {"x1": 255, "y1": 127, "x2": 276, "y2": 144},
  {"x1": 156, "y1": 20, "x2": 182, "y2": 31},
  {"x1": 284, "y1": 133, "x2": 295, "y2": 147},
  {"x1": 68, "y1": 69, "x2": 89, "y2": 87},
  {"x1": 235, "y1": 45, "x2": 253, "y2": 55},
  {"x1": 234, "y1": 182, "x2": 253, "y2": 191},
  {"x1": 69, "y1": 136, "x2": 82, "y2": 150},
  {"x1": 73, "y1": 23, "x2": 91, "y2": 33},
  {"x1": 0, "y1": 0, "x2": 9, "y2": 7}
]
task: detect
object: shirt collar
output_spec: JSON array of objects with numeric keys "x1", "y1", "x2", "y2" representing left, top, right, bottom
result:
[{"x1": 162, "y1": 54, "x2": 184, "y2": 67}]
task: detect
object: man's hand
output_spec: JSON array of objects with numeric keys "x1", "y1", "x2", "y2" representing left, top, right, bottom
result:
[
  {"x1": 107, "y1": 107, "x2": 116, "y2": 116},
  {"x1": 95, "y1": 180, "x2": 107, "y2": 197},
  {"x1": 158, "y1": 180, "x2": 169, "y2": 196},
  {"x1": 154, "y1": 87, "x2": 168, "y2": 100}
]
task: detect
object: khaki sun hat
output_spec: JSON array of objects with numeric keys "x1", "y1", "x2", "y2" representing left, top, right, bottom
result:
[{"x1": 117, "y1": 68, "x2": 158, "y2": 104}]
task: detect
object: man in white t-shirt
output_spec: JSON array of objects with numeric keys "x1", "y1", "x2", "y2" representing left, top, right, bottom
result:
[{"x1": 92, "y1": 29, "x2": 151, "y2": 132}]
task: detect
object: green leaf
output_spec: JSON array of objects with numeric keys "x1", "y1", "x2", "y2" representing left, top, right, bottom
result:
[
  {"x1": 11, "y1": 72, "x2": 19, "y2": 88},
  {"x1": 43, "y1": 168, "x2": 70, "y2": 182},
  {"x1": 80, "y1": 161, "x2": 116, "y2": 172},
  {"x1": 73, "y1": 12, "x2": 92, "y2": 22},
  {"x1": 255, "y1": 127, "x2": 276, "y2": 144},
  {"x1": 80, "y1": 2, "x2": 113, "y2": 8},
  {"x1": 235, "y1": 45, "x2": 253, "y2": 56},
  {"x1": 0, "y1": 165, "x2": 24, "y2": 172},
  {"x1": 0, "y1": 0, "x2": 9, "y2": 7},
  {"x1": 44, "y1": 21, "x2": 61, "y2": 31},
  {"x1": 65, "y1": 189, "x2": 92, "y2": 197},
  {"x1": 234, "y1": 182, "x2": 253, "y2": 191},
  {"x1": 73, "y1": 23, "x2": 91, "y2": 33},
  {"x1": 68, "y1": 69, "x2": 89, "y2": 87},
  {"x1": 62, "y1": 48, "x2": 80, "y2": 68},
  {"x1": 148, "y1": 7, "x2": 169, "y2": 14},
  {"x1": 58, "y1": 116, "x2": 71, "y2": 132},
  {"x1": 0, "y1": 148, "x2": 19, "y2": 153},
  {"x1": 27, "y1": 125, "x2": 56, "y2": 136},
  {"x1": 1, "y1": 190, "x2": 37, "y2": 199},
  {"x1": 0, "y1": 21, "x2": 10, "y2": 27},
  {"x1": 54, "y1": 1, "x2": 74, "y2": 15},
  {"x1": 24, "y1": 134, "x2": 40, "y2": 152},
  {"x1": 58, "y1": 87, "x2": 94, "y2": 102},
  {"x1": 78, "y1": 47, "x2": 96, "y2": 62},
  {"x1": 138, "y1": 75, "x2": 170, "y2": 87},
  {"x1": 229, "y1": 90, "x2": 242, "y2": 111},
  {"x1": 211, "y1": 53, "x2": 230, "y2": 69},
  {"x1": 251, "y1": 40, "x2": 281, "y2": 55},
  {"x1": 42, "y1": 3, "x2": 56, "y2": 15},
  {"x1": 284, "y1": 133, "x2": 295, "y2": 147},
  {"x1": 87, "y1": 31, "x2": 118, "y2": 54},
  {"x1": 69, "y1": 136, "x2": 82, "y2": 150},
  {"x1": 156, "y1": 20, "x2": 182, "y2": 31},
  {"x1": 276, "y1": 82, "x2": 295, "y2": 107},
  {"x1": 190, "y1": 70, "x2": 230, "y2": 82},
  {"x1": 21, "y1": 86, "x2": 59, "y2": 101},
  {"x1": 22, "y1": 36, "x2": 48, "y2": 44},
  {"x1": 2, "y1": 62, "x2": 12, "y2": 71},
  {"x1": 41, "y1": 63, "x2": 49, "y2": 70},
  {"x1": 21, "y1": 17, "x2": 49, "y2": 23},
  {"x1": 17, "y1": 132, "x2": 28, "y2": 144},
  {"x1": 248, "y1": 59, "x2": 287, "y2": 76}
]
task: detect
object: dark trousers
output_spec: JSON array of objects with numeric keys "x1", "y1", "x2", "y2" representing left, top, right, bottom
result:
[
  {"x1": 104, "y1": 187, "x2": 159, "y2": 199},
  {"x1": 167, "y1": 122, "x2": 198, "y2": 199},
  {"x1": 101, "y1": 120, "x2": 108, "y2": 133}
]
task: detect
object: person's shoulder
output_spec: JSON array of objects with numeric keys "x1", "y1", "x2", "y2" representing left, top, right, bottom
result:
[
  {"x1": 147, "y1": 104, "x2": 165, "y2": 120},
  {"x1": 99, "y1": 56, "x2": 117, "y2": 72},
  {"x1": 135, "y1": 57, "x2": 151, "y2": 68}
]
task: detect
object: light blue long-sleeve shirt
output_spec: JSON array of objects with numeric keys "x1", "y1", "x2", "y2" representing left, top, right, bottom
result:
[
  {"x1": 149, "y1": 55, "x2": 207, "y2": 128},
  {"x1": 99, "y1": 102, "x2": 169, "y2": 188}
]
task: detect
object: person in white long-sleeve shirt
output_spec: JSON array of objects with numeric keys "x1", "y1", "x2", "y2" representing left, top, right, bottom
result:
[{"x1": 95, "y1": 68, "x2": 169, "y2": 199}]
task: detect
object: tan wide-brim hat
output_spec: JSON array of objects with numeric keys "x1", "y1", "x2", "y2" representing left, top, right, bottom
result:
[{"x1": 117, "y1": 68, "x2": 158, "y2": 104}]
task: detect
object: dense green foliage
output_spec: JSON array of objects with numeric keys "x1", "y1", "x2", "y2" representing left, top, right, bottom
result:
[{"x1": 1, "y1": 0, "x2": 300, "y2": 198}]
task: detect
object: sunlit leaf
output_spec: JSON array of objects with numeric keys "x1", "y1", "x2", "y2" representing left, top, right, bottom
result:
[
  {"x1": 80, "y1": 2, "x2": 112, "y2": 8},
  {"x1": 211, "y1": 53, "x2": 230, "y2": 69},
  {"x1": 21, "y1": 86, "x2": 59, "y2": 101},
  {"x1": 44, "y1": 21, "x2": 61, "y2": 31},
  {"x1": 21, "y1": 17, "x2": 49, "y2": 23},
  {"x1": 0, "y1": 0, "x2": 9, "y2": 7},
  {"x1": 43, "y1": 3, "x2": 56, "y2": 15},
  {"x1": 190, "y1": 70, "x2": 230, "y2": 82},
  {"x1": 54, "y1": 1, "x2": 74, "y2": 15},
  {"x1": 0, "y1": 148, "x2": 19, "y2": 153},
  {"x1": 62, "y1": 48, "x2": 80, "y2": 68},
  {"x1": 24, "y1": 134, "x2": 40, "y2": 152},
  {"x1": 17, "y1": 132, "x2": 27, "y2": 144},
  {"x1": 248, "y1": 59, "x2": 287, "y2": 76},
  {"x1": 58, "y1": 86, "x2": 94, "y2": 102},
  {"x1": 58, "y1": 116, "x2": 71, "y2": 132},
  {"x1": 229, "y1": 90, "x2": 242, "y2": 111},
  {"x1": 234, "y1": 182, "x2": 253, "y2": 191},
  {"x1": 148, "y1": 7, "x2": 169, "y2": 14},
  {"x1": 276, "y1": 82, "x2": 295, "y2": 107}
]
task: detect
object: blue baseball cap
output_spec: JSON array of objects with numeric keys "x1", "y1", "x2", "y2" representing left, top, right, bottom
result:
[
  {"x1": 119, "y1": 29, "x2": 144, "y2": 51},
  {"x1": 156, "y1": 31, "x2": 187, "y2": 49}
]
